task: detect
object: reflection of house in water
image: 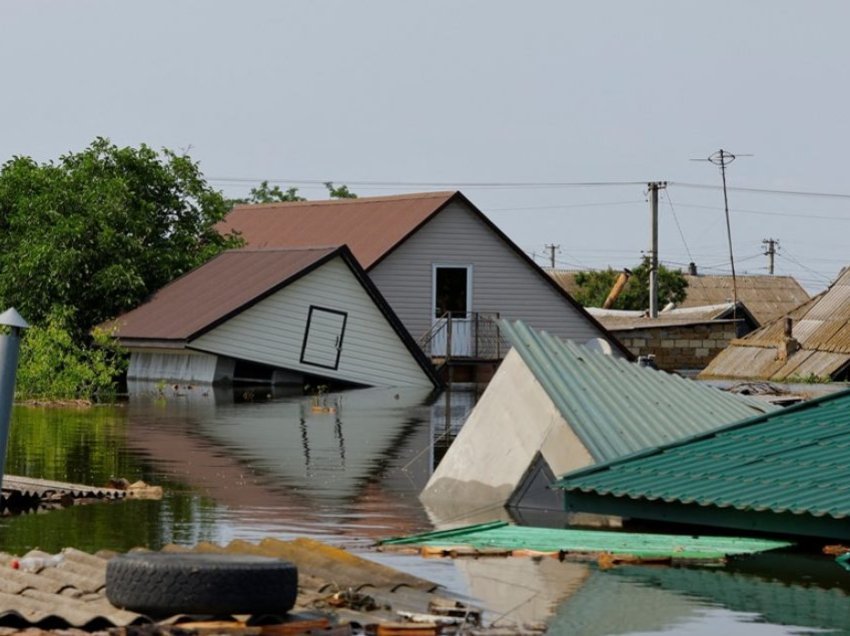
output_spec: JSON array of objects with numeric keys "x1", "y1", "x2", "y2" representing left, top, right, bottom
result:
[
  {"x1": 429, "y1": 387, "x2": 481, "y2": 467},
  {"x1": 124, "y1": 386, "x2": 439, "y2": 540}
]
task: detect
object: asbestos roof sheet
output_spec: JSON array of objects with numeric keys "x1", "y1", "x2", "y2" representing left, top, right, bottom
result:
[
  {"x1": 501, "y1": 320, "x2": 778, "y2": 463},
  {"x1": 701, "y1": 268, "x2": 850, "y2": 380},
  {"x1": 104, "y1": 247, "x2": 339, "y2": 341},
  {"x1": 588, "y1": 303, "x2": 750, "y2": 330},
  {"x1": 0, "y1": 538, "x2": 458, "y2": 630},
  {"x1": 679, "y1": 274, "x2": 810, "y2": 324},
  {"x1": 379, "y1": 521, "x2": 791, "y2": 559},
  {"x1": 217, "y1": 191, "x2": 457, "y2": 270},
  {"x1": 555, "y1": 389, "x2": 850, "y2": 520}
]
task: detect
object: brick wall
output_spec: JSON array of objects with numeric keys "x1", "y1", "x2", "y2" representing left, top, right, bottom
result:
[{"x1": 611, "y1": 323, "x2": 738, "y2": 372}]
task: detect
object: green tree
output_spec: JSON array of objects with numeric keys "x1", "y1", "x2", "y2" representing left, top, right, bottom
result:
[
  {"x1": 0, "y1": 138, "x2": 240, "y2": 333},
  {"x1": 574, "y1": 258, "x2": 688, "y2": 310},
  {"x1": 325, "y1": 181, "x2": 358, "y2": 199},
  {"x1": 240, "y1": 180, "x2": 306, "y2": 204}
]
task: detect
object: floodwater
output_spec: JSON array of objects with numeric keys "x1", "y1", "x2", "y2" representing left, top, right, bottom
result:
[{"x1": 2, "y1": 384, "x2": 850, "y2": 634}]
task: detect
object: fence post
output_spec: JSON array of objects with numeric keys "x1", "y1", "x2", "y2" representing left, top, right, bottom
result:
[
  {"x1": 446, "y1": 312, "x2": 453, "y2": 364},
  {"x1": 0, "y1": 308, "x2": 28, "y2": 492}
]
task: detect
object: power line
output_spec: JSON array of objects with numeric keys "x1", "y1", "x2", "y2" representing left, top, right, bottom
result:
[
  {"x1": 208, "y1": 177, "x2": 649, "y2": 189},
  {"x1": 662, "y1": 188, "x2": 694, "y2": 266},
  {"x1": 671, "y1": 181, "x2": 850, "y2": 200},
  {"x1": 668, "y1": 200, "x2": 850, "y2": 222}
]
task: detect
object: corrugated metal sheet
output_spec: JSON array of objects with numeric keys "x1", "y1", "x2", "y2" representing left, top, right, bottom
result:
[
  {"x1": 587, "y1": 303, "x2": 747, "y2": 330},
  {"x1": 555, "y1": 389, "x2": 850, "y2": 520},
  {"x1": 501, "y1": 320, "x2": 777, "y2": 463},
  {"x1": 105, "y1": 247, "x2": 338, "y2": 341},
  {"x1": 701, "y1": 269, "x2": 850, "y2": 380},
  {"x1": 380, "y1": 521, "x2": 791, "y2": 559},
  {"x1": 218, "y1": 192, "x2": 456, "y2": 270}
]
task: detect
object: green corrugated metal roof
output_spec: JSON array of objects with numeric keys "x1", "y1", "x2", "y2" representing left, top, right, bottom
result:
[
  {"x1": 380, "y1": 521, "x2": 791, "y2": 559},
  {"x1": 555, "y1": 388, "x2": 850, "y2": 519},
  {"x1": 500, "y1": 320, "x2": 778, "y2": 463}
]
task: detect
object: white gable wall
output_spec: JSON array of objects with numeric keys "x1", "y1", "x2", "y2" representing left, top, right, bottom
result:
[
  {"x1": 420, "y1": 348, "x2": 594, "y2": 509},
  {"x1": 370, "y1": 200, "x2": 619, "y2": 349},
  {"x1": 190, "y1": 256, "x2": 433, "y2": 387}
]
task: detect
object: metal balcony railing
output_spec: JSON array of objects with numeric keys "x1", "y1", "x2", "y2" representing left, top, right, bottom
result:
[{"x1": 418, "y1": 312, "x2": 502, "y2": 361}]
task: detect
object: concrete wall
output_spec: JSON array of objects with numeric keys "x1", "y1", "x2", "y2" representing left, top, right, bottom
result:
[
  {"x1": 420, "y1": 348, "x2": 594, "y2": 511},
  {"x1": 612, "y1": 322, "x2": 738, "y2": 372}
]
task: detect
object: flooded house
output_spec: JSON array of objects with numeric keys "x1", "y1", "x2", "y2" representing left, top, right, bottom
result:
[
  {"x1": 218, "y1": 191, "x2": 630, "y2": 374},
  {"x1": 701, "y1": 267, "x2": 850, "y2": 382},
  {"x1": 420, "y1": 320, "x2": 777, "y2": 517},
  {"x1": 105, "y1": 246, "x2": 439, "y2": 388},
  {"x1": 555, "y1": 389, "x2": 850, "y2": 540}
]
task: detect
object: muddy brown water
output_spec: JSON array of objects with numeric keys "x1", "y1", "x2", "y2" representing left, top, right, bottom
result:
[{"x1": 1, "y1": 384, "x2": 848, "y2": 634}]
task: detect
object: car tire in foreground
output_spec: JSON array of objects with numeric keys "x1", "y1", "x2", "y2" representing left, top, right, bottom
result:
[{"x1": 106, "y1": 552, "x2": 298, "y2": 617}]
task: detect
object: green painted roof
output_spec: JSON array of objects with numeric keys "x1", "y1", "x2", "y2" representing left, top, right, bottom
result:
[
  {"x1": 379, "y1": 521, "x2": 791, "y2": 559},
  {"x1": 500, "y1": 320, "x2": 778, "y2": 463},
  {"x1": 555, "y1": 389, "x2": 850, "y2": 519}
]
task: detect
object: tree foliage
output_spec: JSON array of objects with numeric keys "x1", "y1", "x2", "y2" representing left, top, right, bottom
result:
[
  {"x1": 573, "y1": 258, "x2": 688, "y2": 310},
  {"x1": 324, "y1": 182, "x2": 357, "y2": 199},
  {"x1": 230, "y1": 180, "x2": 358, "y2": 205},
  {"x1": 0, "y1": 137, "x2": 240, "y2": 333}
]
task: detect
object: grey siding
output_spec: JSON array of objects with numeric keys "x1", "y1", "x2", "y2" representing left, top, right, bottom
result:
[
  {"x1": 369, "y1": 201, "x2": 618, "y2": 350},
  {"x1": 191, "y1": 257, "x2": 433, "y2": 386}
]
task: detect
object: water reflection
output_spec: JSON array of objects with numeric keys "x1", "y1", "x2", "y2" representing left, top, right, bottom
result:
[{"x1": 1, "y1": 386, "x2": 850, "y2": 634}]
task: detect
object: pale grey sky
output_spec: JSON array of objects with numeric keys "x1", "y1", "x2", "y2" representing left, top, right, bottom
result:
[{"x1": 2, "y1": 1, "x2": 848, "y2": 292}]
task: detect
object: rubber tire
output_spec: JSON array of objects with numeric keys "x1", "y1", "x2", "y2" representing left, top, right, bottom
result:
[{"x1": 106, "y1": 552, "x2": 298, "y2": 617}]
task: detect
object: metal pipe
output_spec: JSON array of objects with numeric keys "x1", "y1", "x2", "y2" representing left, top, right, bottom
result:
[{"x1": 0, "y1": 308, "x2": 29, "y2": 492}]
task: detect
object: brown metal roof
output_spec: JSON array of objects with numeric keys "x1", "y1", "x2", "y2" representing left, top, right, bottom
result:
[
  {"x1": 679, "y1": 274, "x2": 810, "y2": 324},
  {"x1": 701, "y1": 268, "x2": 850, "y2": 380},
  {"x1": 217, "y1": 191, "x2": 458, "y2": 270},
  {"x1": 105, "y1": 247, "x2": 339, "y2": 341}
]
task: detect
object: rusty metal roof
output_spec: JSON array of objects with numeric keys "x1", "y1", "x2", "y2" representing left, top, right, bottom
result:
[
  {"x1": 105, "y1": 247, "x2": 340, "y2": 342},
  {"x1": 680, "y1": 274, "x2": 811, "y2": 324},
  {"x1": 701, "y1": 268, "x2": 850, "y2": 381},
  {"x1": 218, "y1": 191, "x2": 458, "y2": 270}
]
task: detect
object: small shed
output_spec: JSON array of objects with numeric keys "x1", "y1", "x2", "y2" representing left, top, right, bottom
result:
[
  {"x1": 587, "y1": 302, "x2": 759, "y2": 373},
  {"x1": 555, "y1": 389, "x2": 850, "y2": 540},
  {"x1": 105, "y1": 246, "x2": 440, "y2": 388},
  {"x1": 420, "y1": 320, "x2": 776, "y2": 513}
]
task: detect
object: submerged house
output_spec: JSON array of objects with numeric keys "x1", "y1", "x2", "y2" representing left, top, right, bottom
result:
[
  {"x1": 587, "y1": 302, "x2": 759, "y2": 373},
  {"x1": 701, "y1": 267, "x2": 850, "y2": 382},
  {"x1": 420, "y1": 320, "x2": 776, "y2": 514},
  {"x1": 106, "y1": 246, "x2": 440, "y2": 388},
  {"x1": 555, "y1": 389, "x2": 850, "y2": 540},
  {"x1": 218, "y1": 192, "x2": 630, "y2": 366}
]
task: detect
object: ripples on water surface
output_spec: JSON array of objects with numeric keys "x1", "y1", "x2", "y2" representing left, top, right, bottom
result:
[{"x1": 1, "y1": 384, "x2": 849, "y2": 634}]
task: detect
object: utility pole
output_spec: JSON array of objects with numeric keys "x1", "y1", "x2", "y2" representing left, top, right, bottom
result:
[
  {"x1": 647, "y1": 182, "x2": 667, "y2": 318},
  {"x1": 762, "y1": 238, "x2": 779, "y2": 275},
  {"x1": 544, "y1": 244, "x2": 560, "y2": 269}
]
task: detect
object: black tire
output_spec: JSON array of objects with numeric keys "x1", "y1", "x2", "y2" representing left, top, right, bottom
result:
[{"x1": 106, "y1": 553, "x2": 298, "y2": 617}]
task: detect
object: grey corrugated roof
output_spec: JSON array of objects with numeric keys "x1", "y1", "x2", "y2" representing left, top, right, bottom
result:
[
  {"x1": 701, "y1": 267, "x2": 850, "y2": 380},
  {"x1": 501, "y1": 320, "x2": 778, "y2": 463}
]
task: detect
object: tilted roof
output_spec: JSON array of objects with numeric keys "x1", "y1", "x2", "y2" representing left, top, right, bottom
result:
[
  {"x1": 105, "y1": 247, "x2": 340, "y2": 341},
  {"x1": 587, "y1": 302, "x2": 757, "y2": 331},
  {"x1": 218, "y1": 191, "x2": 457, "y2": 270},
  {"x1": 701, "y1": 268, "x2": 850, "y2": 381},
  {"x1": 500, "y1": 320, "x2": 777, "y2": 464},
  {"x1": 555, "y1": 389, "x2": 850, "y2": 520}
]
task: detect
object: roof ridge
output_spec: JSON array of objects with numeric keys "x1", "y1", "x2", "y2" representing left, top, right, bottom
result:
[{"x1": 231, "y1": 190, "x2": 458, "y2": 210}]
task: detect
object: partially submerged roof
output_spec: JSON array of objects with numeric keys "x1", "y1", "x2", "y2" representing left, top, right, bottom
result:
[
  {"x1": 106, "y1": 247, "x2": 339, "y2": 341},
  {"x1": 379, "y1": 520, "x2": 791, "y2": 560},
  {"x1": 680, "y1": 274, "x2": 810, "y2": 324},
  {"x1": 587, "y1": 302, "x2": 757, "y2": 331},
  {"x1": 501, "y1": 320, "x2": 777, "y2": 464},
  {"x1": 701, "y1": 268, "x2": 850, "y2": 381},
  {"x1": 555, "y1": 389, "x2": 850, "y2": 538},
  {"x1": 218, "y1": 191, "x2": 457, "y2": 270}
]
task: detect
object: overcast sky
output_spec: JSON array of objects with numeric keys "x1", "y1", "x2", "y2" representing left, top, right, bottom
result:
[{"x1": 2, "y1": 1, "x2": 848, "y2": 293}]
